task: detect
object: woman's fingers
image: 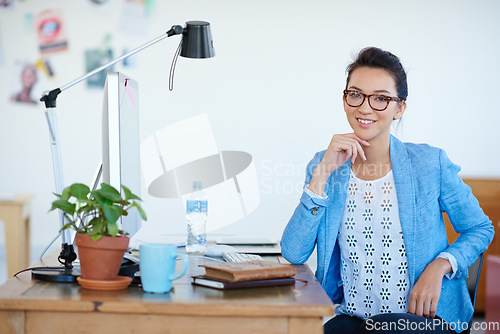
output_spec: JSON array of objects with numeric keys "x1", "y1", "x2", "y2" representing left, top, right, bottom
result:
[
  {"x1": 335, "y1": 134, "x2": 368, "y2": 164},
  {"x1": 422, "y1": 298, "x2": 432, "y2": 318},
  {"x1": 341, "y1": 143, "x2": 353, "y2": 162},
  {"x1": 415, "y1": 296, "x2": 425, "y2": 317},
  {"x1": 353, "y1": 138, "x2": 367, "y2": 162},
  {"x1": 429, "y1": 297, "x2": 438, "y2": 318},
  {"x1": 407, "y1": 259, "x2": 447, "y2": 318},
  {"x1": 321, "y1": 133, "x2": 371, "y2": 175},
  {"x1": 407, "y1": 295, "x2": 436, "y2": 318},
  {"x1": 350, "y1": 145, "x2": 358, "y2": 164},
  {"x1": 407, "y1": 296, "x2": 417, "y2": 315}
]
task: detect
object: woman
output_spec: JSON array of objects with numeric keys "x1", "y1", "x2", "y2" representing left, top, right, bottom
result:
[
  {"x1": 11, "y1": 64, "x2": 38, "y2": 104},
  {"x1": 280, "y1": 47, "x2": 494, "y2": 334}
]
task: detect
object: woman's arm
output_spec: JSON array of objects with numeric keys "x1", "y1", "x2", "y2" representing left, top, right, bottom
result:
[
  {"x1": 408, "y1": 149, "x2": 494, "y2": 318},
  {"x1": 437, "y1": 149, "x2": 494, "y2": 278},
  {"x1": 281, "y1": 134, "x2": 370, "y2": 263},
  {"x1": 407, "y1": 257, "x2": 452, "y2": 318},
  {"x1": 280, "y1": 152, "x2": 328, "y2": 264}
]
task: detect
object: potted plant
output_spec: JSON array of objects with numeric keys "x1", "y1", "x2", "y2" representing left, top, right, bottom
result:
[{"x1": 50, "y1": 182, "x2": 146, "y2": 282}]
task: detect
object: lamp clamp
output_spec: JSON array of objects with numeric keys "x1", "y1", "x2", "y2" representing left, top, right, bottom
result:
[
  {"x1": 167, "y1": 25, "x2": 184, "y2": 37},
  {"x1": 40, "y1": 88, "x2": 62, "y2": 108}
]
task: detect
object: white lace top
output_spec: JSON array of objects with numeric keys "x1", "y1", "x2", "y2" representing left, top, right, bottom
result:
[{"x1": 335, "y1": 170, "x2": 411, "y2": 319}]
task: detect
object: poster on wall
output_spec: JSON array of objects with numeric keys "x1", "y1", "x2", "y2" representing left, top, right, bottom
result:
[
  {"x1": 119, "y1": 0, "x2": 150, "y2": 35},
  {"x1": 35, "y1": 9, "x2": 69, "y2": 55},
  {"x1": 85, "y1": 49, "x2": 114, "y2": 87},
  {"x1": 0, "y1": 0, "x2": 13, "y2": 8},
  {"x1": 9, "y1": 62, "x2": 43, "y2": 105},
  {"x1": 121, "y1": 48, "x2": 137, "y2": 68}
]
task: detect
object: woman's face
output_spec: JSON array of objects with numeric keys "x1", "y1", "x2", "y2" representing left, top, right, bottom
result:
[
  {"x1": 343, "y1": 66, "x2": 405, "y2": 143},
  {"x1": 21, "y1": 66, "x2": 37, "y2": 88}
]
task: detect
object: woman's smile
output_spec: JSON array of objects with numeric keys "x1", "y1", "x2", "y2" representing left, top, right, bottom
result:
[{"x1": 356, "y1": 117, "x2": 376, "y2": 127}]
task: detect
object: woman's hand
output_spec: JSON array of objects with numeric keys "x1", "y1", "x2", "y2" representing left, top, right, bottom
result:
[
  {"x1": 407, "y1": 258, "x2": 452, "y2": 318},
  {"x1": 308, "y1": 133, "x2": 370, "y2": 195}
]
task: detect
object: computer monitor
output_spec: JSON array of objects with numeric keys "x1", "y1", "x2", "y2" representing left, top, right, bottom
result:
[{"x1": 101, "y1": 72, "x2": 142, "y2": 237}]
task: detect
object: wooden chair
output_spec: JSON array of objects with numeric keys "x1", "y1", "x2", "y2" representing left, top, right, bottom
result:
[
  {"x1": 444, "y1": 178, "x2": 500, "y2": 313},
  {"x1": 464, "y1": 253, "x2": 484, "y2": 334}
]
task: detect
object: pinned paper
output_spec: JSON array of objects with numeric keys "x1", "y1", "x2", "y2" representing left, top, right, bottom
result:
[
  {"x1": 35, "y1": 9, "x2": 68, "y2": 55},
  {"x1": 9, "y1": 62, "x2": 40, "y2": 105},
  {"x1": 85, "y1": 48, "x2": 114, "y2": 87},
  {"x1": 118, "y1": 0, "x2": 149, "y2": 35},
  {"x1": 0, "y1": 0, "x2": 14, "y2": 9},
  {"x1": 24, "y1": 13, "x2": 33, "y2": 32},
  {"x1": 122, "y1": 48, "x2": 137, "y2": 67},
  {"x1": 35, "y1": 59, "x2": 54, "y2": 77}
]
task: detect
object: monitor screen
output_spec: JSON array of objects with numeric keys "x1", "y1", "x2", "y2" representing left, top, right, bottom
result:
[{"x1": 101, "y1": 72, "x2": 142, "y2": 237}]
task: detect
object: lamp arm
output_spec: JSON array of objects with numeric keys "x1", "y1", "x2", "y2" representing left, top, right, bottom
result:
[
  {"x1": 60, "y1": 26, "x2": 183, "y2": 92},
  {"x1": 40, "y1": 25, "x2": 184, "y2": 108}
]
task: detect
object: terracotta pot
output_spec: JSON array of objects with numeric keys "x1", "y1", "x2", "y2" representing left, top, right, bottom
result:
[{"x1": 75, "y1": 233, "x2": 130, "y2": 281}]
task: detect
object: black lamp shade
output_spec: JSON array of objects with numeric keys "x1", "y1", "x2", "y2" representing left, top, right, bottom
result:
[{"x1": 180, "y1": 21, "x2": 215, "y2": 59}]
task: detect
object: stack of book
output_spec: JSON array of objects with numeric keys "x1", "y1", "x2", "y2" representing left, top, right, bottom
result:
[{"x1": 192, "y1": 260, "x2": 297, "y2": 290}]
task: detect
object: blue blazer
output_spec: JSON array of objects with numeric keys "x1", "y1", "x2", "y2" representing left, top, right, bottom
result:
[{"x1": 281, "y1": 135, "x2": 494, "y2": 331}]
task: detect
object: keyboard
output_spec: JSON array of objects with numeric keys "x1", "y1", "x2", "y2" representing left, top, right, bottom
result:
[{"x1": 222, "y1": 252, "x2": 263, "y2": 263}]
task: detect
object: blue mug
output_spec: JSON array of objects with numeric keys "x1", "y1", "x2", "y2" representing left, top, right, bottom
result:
[{"x1": 139, "y1": 243, "x2": 189, "y2": 293}]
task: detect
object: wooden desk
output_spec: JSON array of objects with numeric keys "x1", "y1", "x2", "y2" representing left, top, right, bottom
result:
[
  {"x1": 0, "y1": 254, "x2": 334, "y2": 334},
  {"x1": 0, "y1": 195, "x2": 32, "y2": 278}
]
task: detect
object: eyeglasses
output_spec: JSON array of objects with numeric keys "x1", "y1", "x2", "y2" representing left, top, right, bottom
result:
[{"x1": 343, "y1": 89, "x2": 404, "y2": 111}]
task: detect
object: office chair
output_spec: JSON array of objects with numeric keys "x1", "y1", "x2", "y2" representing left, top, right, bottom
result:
[{"x1": 464, "y1": 252, "x2": 484, "y2": 334}]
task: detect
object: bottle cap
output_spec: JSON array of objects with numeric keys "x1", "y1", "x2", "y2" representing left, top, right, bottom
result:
[{"x1": 193, "y1": 181, "x2": 202, "y2": 190}]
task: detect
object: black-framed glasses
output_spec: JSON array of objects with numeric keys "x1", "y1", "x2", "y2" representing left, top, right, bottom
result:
[{"x1": 343, "y1": 89, "x2": 404, "y2": 111}]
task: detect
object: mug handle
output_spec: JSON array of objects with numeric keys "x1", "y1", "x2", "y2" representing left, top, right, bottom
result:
[{"x1": 170, "y1": 253, "x2": 189, "y2": 281}]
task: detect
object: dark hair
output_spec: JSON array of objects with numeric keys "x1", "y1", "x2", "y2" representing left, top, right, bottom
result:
[{"x1": 346, "y1": 47, "x2": 408, "y2": 101}]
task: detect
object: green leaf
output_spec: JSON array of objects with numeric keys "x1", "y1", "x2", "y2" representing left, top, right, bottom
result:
[
  {"x1": 69, "y1": 183, "x2": 90, "y2": 200},
  {"x1": 50, "y1": 200, "x2": 76, "y2": 215},
  {"x1": 107, "y1": 221, "x2": 119, "y2": 236},
  {"x1": 98, "y1": 222, "x2": 106, "y2": 233},
  {"x1": 122, "y1": 185, "x2": 141, "y2": 201},
  {"x1": 61, "y1": 186, "x2": 71, "y2": 201},
  {"x1": 86, "y1": 220, "x2": 105, "y2": 235},
  {"x1": 91, "y1": 234, "x2": 103, "y2": 241},
  {"x1": 78, "y1": 205, "x2": 96, "y2": 215},
  {"x1": 103, "y1": 205, "x2": 123, "y2": 224},
  {"x1": 87, "y1": 216, "x2": 100, "y2": 226},
  {"x1": 100, "y1": 183, "x2": 122, "y2": 202},
  {"x1": 91, "y1": 190, "x2": 107, "y2": 204},
  {"x1": 60, "y1": 222, "x2": 74, "y2": 231},
  {"x1": 132, "y1": 202, "x2": 147, "y2": 221}
]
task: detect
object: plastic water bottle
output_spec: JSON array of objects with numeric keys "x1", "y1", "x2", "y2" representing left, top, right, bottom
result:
[{"x1": 185, "y1": 181, "x2": 207, "y2": 253}]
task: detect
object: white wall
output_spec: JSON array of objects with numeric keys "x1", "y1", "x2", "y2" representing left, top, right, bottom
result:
[{"x1": 0, "y1": 0, "x2": 499, "y2": 253}]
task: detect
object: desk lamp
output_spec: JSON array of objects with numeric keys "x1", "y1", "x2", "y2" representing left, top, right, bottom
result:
[{"x1": 34, "y1": 21, "x2": 215, "y2": 283}]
